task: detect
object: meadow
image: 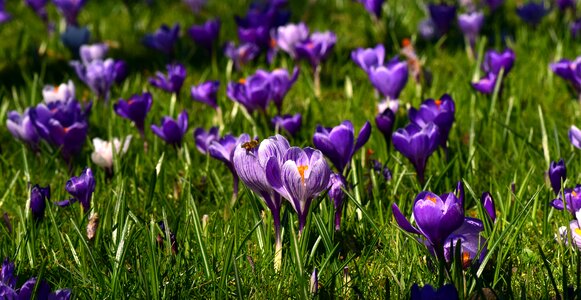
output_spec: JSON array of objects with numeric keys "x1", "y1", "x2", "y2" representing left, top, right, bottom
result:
[{"x1": 0, "y1": 0, "x2": 581, "y2": 298}]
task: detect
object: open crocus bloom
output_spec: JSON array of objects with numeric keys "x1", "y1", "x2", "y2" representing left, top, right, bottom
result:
[
  {"x1": 551, "y1": 185, "x2": 581, "y2": 215},
  {"x1": 408, "y1": 94, "x2": 455, "y2": 148},
  {"x1": 42, "y1": 80, "x2": 75, "y2": 103},
  {"x1": 351, "y1": 44, "x2": 385, "y2": 74}
]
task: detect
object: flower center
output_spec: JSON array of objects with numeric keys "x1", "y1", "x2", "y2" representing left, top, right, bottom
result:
[
  {"x1": 573, "y1": 191, "x2": 578, "y2": 197},
  {"x1": 297, "y1": 165, "x2": 308, "y2": 185},
  {"x1": 238, "y1": 78, "x2": 246, "y2": 84},
  {"x1": 306, "y1": 42, "x2": 314, "y2": 49},
  {"x1": 402, "y1": 38, "x2": 411, "y2": 47},
  {"x1": 435, "y1": 99, "x2": 442, "y2": 109},
  {"x1": 270, "y1": 38, "x2": 277, "y2": 48},
  {"x1": 425, "y1": 195, "x2": 437, "y2": 203},
  {"x1": 54, "y1": 86, "x2": 60, "y2": 93},
  {"x1": 462, "y1": 251, "x2": 471, "y2": 268}
]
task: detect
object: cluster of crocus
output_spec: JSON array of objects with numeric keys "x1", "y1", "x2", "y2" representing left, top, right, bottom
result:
[
  {"x1": 188, "y1": 18, "x2": 220, "y2": 51},
  {"x1": 550, "y1": 56, "x2": 581, "y2": 100},
  {"x1": 0, "y1": 259, "x2": 71, "y2": 299},
  {"x1": 472, "y1": 48, "x2": 515, "y2": 95},
  {"x1": 418, "y1": 3, "x2": 457, "y2": 40},
  {"x1": 547, "y1": 159, "x2": 581, "y2": 250},
  {"x1": 227, "y1": 67, "x2": 299, "y2": 114},
  {"x1": 393, "y1": 182, "x2": 493, "y2": 268},
  {"x1": 56, "y1": 167, "x2": 96, "y2": 213},
  {"x1": 149, "y1": 63, "x2": 186, "y2": 94},
  {"x1": 143, "y1": 23, "x2": 180, "y2": 56},
  {"x1": 516, "y1": 2, "x2": 550, "y2": 26},
  {"x1": 70, "y1": 43, "x2": 127, "y2": 100}
]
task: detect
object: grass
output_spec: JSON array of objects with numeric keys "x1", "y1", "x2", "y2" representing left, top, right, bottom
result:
[{"x1": 1, "y1": 0, "x2": 581, "y2": 298}]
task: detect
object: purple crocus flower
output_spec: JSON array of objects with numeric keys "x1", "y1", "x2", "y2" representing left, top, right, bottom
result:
[
  {"x1": 188, "y1": 18, "x2": 220, "y2": 50},
  {"x1": 569, "y1": 125, "x2": 581, "y2": 149},
  {"x1": 29, "y1": 100, "x2": 89, "y2": 159},
  {"x1": 483, "y1": 48, "x2": 516, "y2": 75},
  {"x1": 275, "y1": 23, "x2": 309, "y2": 59},
  {"x1": 209, "y1": 133, "x2": 250, "y2": 199},
  {"x1": 233, "y1": 134, "x2": 289, "y2": 269},
  {"x1": 471, "y1": 72, "x2": 498, "y2": 94},
  {"x1": 266, "y1": 146, "x2": 331, "y2": 231},
  {"x1": 392, "y1": 182, "x2": 464, "y2": 254},
  {"x1": 408, "y1": 94, "x2": 455, "y2": 149},
  {"x1": 191, "y1": 81, "x2": 220, "y2": 109},
  {"x1": 516, "y1": 2, "x2": 550, "y2": 26},
  {"x1": 442, "y1": 217, "x2": 486, "y2": 268},
  {"x1": 485, "y1": 0, "x2": 504, "y2": 10},
  {"x1": 428, "y1": 3, "x2": 457, "y2": 36},
  {"x1": 351, "y1": 44, "x2": 385, "y2": 74},
  {"x1": 227, "y1": 70, "x2": 272, "y2": 113},
  {"x1": 410, "y1": 283, "x2": 459, "y2": 300},
  {"x1": 143, "y1": 23, "x2": 180, "y2": 55},
  {"x1": 70, "y1": 58, "x2": 117, "y2": 100},
  {"x1": 7, "y1": 108, "x2": 40, "y2": 147},
  {"x1": 551, "y1": 185, "x2": 581, "y2": 214},
  {"x1": 571, "y1": 19, "x2": 581, "y2": 38},
  {"x1": 114, "y1": 92, "x2": 153, "y2": 137},
  {"x1": 56, "y1": 167, "x2": 95, "y2": 212},
  {"x1": 313, "y1": 120, "x2": 372, "y2": 173},
  {"x1": 392, "y1": 123, "x2": 440, "y2": 183},
  {"x1": 368, "y1": 58, "x2": 409, "y2": 100},
  {"x1": 550, "y1": 57, "x2": 581, "y2": 95},
  {"x1": 224, "y1": 42, "x2": 260, "y2": 70},
  {"x1": 458, "y1": 11, "x2": 484, "y2": 47},
  {"x1": 193, "y1": 127, "x2": 219, "y2": 154},
  {"x1": 270, "y1": 67, "x2": 299, "y2": 112},
  {"x1": 151, "y1": 110, "x2": 189, "y2": 147},
  {"x1": 1, "y1": 258, "x2": 17, "y2": 289},
  {"x1": 329, "y1": 173, "x2": 346, "y2": 231},
  {"x1": 418, "y1": 18, "x2": 436, "y2": 40},
  {"x1": 79, "y1": 43, "x2": 108, "y2": 64},
  {"x1": 149, "y1": 64, "x2": 186, "y2": 94},
  {"x1": 30, "y1": 184, "x2": 50, "y2": 220},
  {"x1": 53, "y1": 0, "x2": 86, "y2": 26},
  {"x1": 295, "y1": 31, "x2": 337, "y2": 69},
  {"x1": 375, "y1": 107, "x2": 395, "y2": 147},
  {"x1": 481, "y1": 192, "x2": 496, "y2": 222},
  {"x1": 272, "y1": 113, "x2": 302, "y2": 136},
  {"x1": 0, "y1": 259, "x2": 71, "y2": 299},
  {"x1": 357, "y1": 0, "x2": 385, "y2": 18},
  {"x1": 549, "y1": 159, "x2": 567, "y2": 195},
  {"x1": 113, "y1": 60, "x2": 128, "y2": 84}
]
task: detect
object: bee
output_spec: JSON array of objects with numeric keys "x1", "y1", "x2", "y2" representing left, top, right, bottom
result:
[{"x1": 241, "y1": 139, "x2": 260, "y2": 152}]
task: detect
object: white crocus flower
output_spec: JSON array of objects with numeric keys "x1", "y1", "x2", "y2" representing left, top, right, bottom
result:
[
  {"x1": 91, "y1": 136, "x2": 132, "y2": 169},
  {"x1": 42, "y1": 80, "x2": 75, "y2": 103}
]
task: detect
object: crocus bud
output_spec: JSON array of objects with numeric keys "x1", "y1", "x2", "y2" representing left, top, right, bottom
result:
[
  {"x1": 310, "y1": 268, "x2": 318, "y2": 294},
  {"x1": 548, "y1": 159, "x2": 566, "y2": 195},
  {"x1": 30, "y1": 185, "x2": 50, "y2": 220},
  {"x1": 481, "y1": 192, "x2": 496, "y2": 222}
]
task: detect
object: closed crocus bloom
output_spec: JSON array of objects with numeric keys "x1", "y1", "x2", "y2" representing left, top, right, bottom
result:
[
  {"x1": 567, "y1": 210, "x2": 581, "y2": 249},
  {"x1": 442, "y1": 217, "x2": 486, "y2": 268},
  {"x1": 329, "y1": 173, "x2": 346, "y2": 230},
  {"x1": 418, "y1": 18, "x2": 436, "y2": 40},
  {"x1": 149, "y1": 63, "x2": 186, "y2": 94},
  {"x1": 114, "y1": 92, "x2": 153, "y2": 137},
  {"x1": 368, "y1": 59, "x2": 409, "y2": 100},
  {"x1": 224, "y1": 42, "x2": 260, "y2": 70},
  {"x1": 193, "y1": 127, "x2": 219, "y2": 154},
  {"x1": 483, "y1": 48, "x2": 516, "y2": 75},
  {"x1": 191, "y1": 81, "x2": 220, "y2": 109},
  {"x1": 551, "y1": 185, "x2": 581, "y2": 214},
  {"x1": 209, "y1": 133, "x2": 250, "y2": 199},
  {"x1": 6, "y1": 109, "x2": 39, "y2": 147},
  {"x1": 91, "y1": 136, "x2": 132, "y2": 170},
  {"x1": 410, "y1": 283, "x2": 459, "y2": 300},
  {"x1": 392, "y1": 123, "x2": 440, "y2": 183},
  {"x1": 79, "y1": 43, "x2": 108, "y2": 65},
  {"x1": 275, "y1": 23, "x2": 309, "y2": 58},
  {"x1": 143, "y1": 23, "x2": 180, "y2": 55},
  {"x1": 570, "y1": 125, "x2": 581, "y2": 149},
  {"x1": 516, "y1": 2, "x2": 550, "y2": 26},
  {"x1": 61, "y1": 25, "x2": 90, "y2": 54},
  {"x1": 313, "y1": 120, "x2": 371, "y2": 173},
  {"x1": 56, "y1": 167, "x2": 95, "y2": 212},
  {"x1": 188, "y1": 18, "x2": 220, "y2": 50},
  {"x1": 571, "y1": 19, "x2": 581, "y2": 38},
  {"x1": 458, "y1": 11, "x2": 484, "y2": 45},
  {"x1": 1, "y1": 258, "x2": 17, "y2": 289},
  {"x1": 549, "y1": 159, "x2": 567, "y2": 195},
  {"x1": 481, "y1": 192, "x2": 496, "y2": 222},
  {"x1": 53, "y1": 0, "x2": 86, "y2": 26},
  {"x1": 471, "y1": 72, "x2": 498, "y2": 94},
  {"x1": 30, "y1": 184, "x2": 50, "y2": 220},
  {"x1": 266, "y1": 147, "x2": 331, "y2": 231},
  {"x1": 113, "y1": 60, "x2": 128, "y2": 84},
  {"x1": 70, "y1": 58, "x2": 117, "y2": 100},
  {"x1": 29, "y1": 100, "x2": 89, "y2": 159},
  {"x1": 295, "y1": 31, "x2": 337, "y2": 69},
  {"x1": 272, "y1": 114, "x2": 302, "y2": 136},
  {"x1": 428, "y1": 3, "x2": 457, "y2": 35},
  {"x1": 42, "y1": 80, "x2": 75, "y2": 103},
  {"x1": 151, "y1": 110, "x2": 189, "y2": 147},
  {"x1": 270, "y1": 67, "x2": 299, "y2": 112},
  {"x1": 227, "y1": 70, "x2": 272, "y2": 113},
  {"x1": 351, "y1": 44, "x2": 385, "y2": 74},
  {"x1": 550, "y1": 58, "x2": 581, "y2": 95},
  {"x1": 375, "y1": 107, "x2": 395, "y2": 147},
  {"x1": 392, "y1": 182, "x2": 465, "y2": 251},
  {"x1": 357, "y1": 0, "x2": 385, "y2": 18},
  {"x1": 18, "y1": 278, "x2": 51, "y2": 300},
  {"x1": 408, "y1": 94, "x2": 455, "y2": 148},
  {"x1": 237, "y1": 25, "x2": 270, "y2": 50}
]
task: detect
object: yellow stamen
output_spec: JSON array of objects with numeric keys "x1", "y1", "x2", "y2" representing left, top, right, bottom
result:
[
  {"x1": 575, "y1": 228, "x2": 581, "y2": 236},
  {"x1": 297, "y1": 165, "x2": 308, "y2": 185}
]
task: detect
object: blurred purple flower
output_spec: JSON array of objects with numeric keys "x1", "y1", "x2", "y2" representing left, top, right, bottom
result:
[
  {"x1": 351, "y1": 44, "x2": 385, "y2": 74},
  {"x1": 275, "y1": 23, "x2": 309, "y2": 59},
  {"x1": 224, "y1": 42, "x2": 260, "y2": 70},
  {"x1": 53, "y1": 0, "x2": 86, "y2": 25},
  {"x1": 193, "y1": 127, "x2": 219, "y2": 154},
  {"x1": 79, "y1": 43, "x2": 108, "y2": 64},
  {"x1": 61, "y1": 25, "x2": 90, "y2": 54},
  {"x1": 143, "y1": 23, "x2": 180, "y2": 55},
  {"x1": 188, "y1": 18, "x2": 220, "y2": 50},
  {"x1": 25, "y1": 0, "x2": 48, "y2": 22},
  {"x1": 149, "y1": 63, "x2": 186, "y2": 94},
  {"x1": 408, "y1": 94, "x2": 455, "y2": 148},
  {"x1": 272, "y1": 113, "x2": 302, "y2": 136},
  {"x1": 227, "y1": 70, "x2": 272, "y2": 113},
  {"x1": 571, "y1": 19, "x2": 581, "y2": 38},
  {"x1": 570, "y1": 125, "x2": 581, "y2": 149},
  {"x1": 557, "y1": 0, "x2": 576, "y2": 10},
  {"x1": 549, "y1": 159, "x2": 567, "y2": 195},
  {"x1": 183, "y1": 0, "x2": 206, "y2": 13},
  {"x1": 418, "y1": 18, "x2": 436, "y2": 40},
  {"x1": 483, "y1": 48, "x2": 515, "y2": 75},
  {"x1": 375, "y1": 107, "x2": 395, "y2": 148},
  {"x1": 114, "y1": 92, "x2": 153, "y2": 137},
  {"x1": 151, "y1": 110, "x2": 189, "y2": 147},
  {"x1": 516, "y1": 2, "x2": 550, "y2": 26},
  {"x1": 191, "y1": 80, "x2": 220, "y2": 109},
  {"x1": 458, "y1": 11, "x2": 484, "y2": 46},
  {"x1": 329, "y1": 173, "x2": 346, "y2": 230},
  {"x1": 295, "y1": 31, "x2": 337, "y2": 69},
  {"x1": 357, "y1": 0, "x2": 385, "y2": 18},
  {"x1": 428, "y1": 3, "x2": 457, "y2": 36},
  {"x1": 30, "y1": 184, "x2": 50, "y2": 220},
  {"x1": 550, "y1": 57, "x2": 581, "y2": 95},
  {"x1": 410, "y1": 283, "x2": 459, "y2": 300},
  {"x1": 7, "y1": 108, "x2": 40, "y2": 147},
  {"x1": 209, "y1": 133, "x2": 250, "y2": 199},
  {"x1": 70, "y1": 58, "x2": 117, "y2": 100},
  {"x1": 368, "y1": 58, "x2": 409, "y2": 100},
  {"x1": 392, "y1": 123, "x2": 440, "y2": 183},
  {"x1": 42, "y1": 80, "x2": 75, "y2": 103},
  {"x1": 313, "y1": 120, "x2": 371, "y2": 173},
  {"x1": 551, "y1": 185, "x2": 581, "y2": 215},
  {"x1": 485, "y1": 0, "x2": 504, "y2": 10},
  {"x1": 472, "y1": 72, "x2": 498, "y2": 94},
  {"x1": 270, "y1": 67, "x2": 299, "y2": 112}
]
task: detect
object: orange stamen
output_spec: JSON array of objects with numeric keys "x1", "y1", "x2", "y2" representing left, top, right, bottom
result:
[
  {"x1": 425, "y1": 195, "x2": 437, "y2": 203},
  {"x1": 306, "y1": 42, "x2": 314, "y2": 49},
  {"x1": 573, "y1": 191, "x2": 578, "y2": 197},
  {"x1": 54, "y1": 86, "x2": 60, "y2": 93},
  {"x1": 402, "y1": 38, "x2": 411, "y2": 47},
  {"x1": 435, "y1": 99, "x2": 442, "y2": 109},
  {"x1": 63, "y1": 127, "x2": 70, "y2": 133},
  {"x1": 270, "y1": 38, "x2": 277, "y2": 48},
  {"x1": 462, "y1": 252, "x2": 471, "y2": 268},
  {"x1": 297, "y1": 165, "x2": 308, "y2": 185},
  {"x1": 238, "y1": 78, "x2": 246, "y2": 84}
]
